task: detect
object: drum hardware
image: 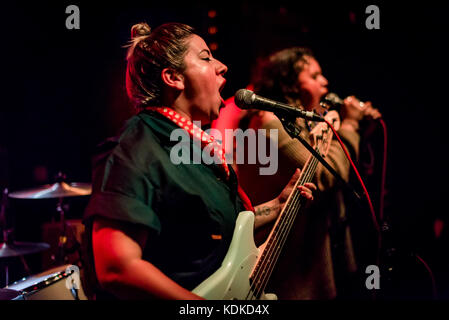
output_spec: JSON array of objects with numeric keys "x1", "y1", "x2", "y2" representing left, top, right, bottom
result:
[
  {"x1": 5, "y1": 264, "x2": 88, "y2": 300},
  {"x1": 8, "y1": 172, "x2": 91, "y2": 266},
  {"x1": 1, "y1": 188, "x2": 50, "y2": 286},
  {"x1": 8, "y1": 178, "x2": 92, "y2": 200},
  {"x1": 0, "y1": 288, "x2": 22, "y2": 300},
  {"x1": 53, "y1": 197, "x2": 83, "y2": 266},
  {"x1": 2, "y1": 172, "x2": 91, "y2": 284}
]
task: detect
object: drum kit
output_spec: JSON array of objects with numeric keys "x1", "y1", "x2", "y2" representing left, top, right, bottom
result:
[{"x1": 0, "y1": 174, "x2": 91, "y2": 299}]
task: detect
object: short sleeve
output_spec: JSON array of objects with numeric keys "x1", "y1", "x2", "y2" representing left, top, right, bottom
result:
[{"x1": 84, "y1": 153, "x2": 161, "y2": 234}]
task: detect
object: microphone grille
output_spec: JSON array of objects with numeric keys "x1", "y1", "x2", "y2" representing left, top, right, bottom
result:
[
  {"x1": 323, "y1": 92, "x2": 343, "y2": 106},
  {"x1": 235, "y1": 89, "x2": 254, "y2": 109}
]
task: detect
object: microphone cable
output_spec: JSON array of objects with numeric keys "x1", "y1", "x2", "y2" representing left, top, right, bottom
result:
[
  {"x1": 325, "y1": 118, "x2": 381, "y2": 301},
  {"x1": 378, "y1": 119, "x2": 437, "y2": 299},
  {"x1": 379, "y1": 119, "x2": 387, "y2": 223},
  {"x1": 326, "y1": 117, "x2": 438, "y2": 299},
  {"x1": 324, "y1": 119, "x2": 380, "y2": 234}
]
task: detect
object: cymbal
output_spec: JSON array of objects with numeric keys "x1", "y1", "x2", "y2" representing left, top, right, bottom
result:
[
  {"x1": 8, "y1": 182, "x2": 92, "y2": 199},
  {"x1": 0, "y1": 241, "x2": 50, "y2": 258}
]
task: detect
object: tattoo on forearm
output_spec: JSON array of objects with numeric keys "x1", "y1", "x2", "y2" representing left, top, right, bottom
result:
[
  {"x1": 255, "y1": 204, "x2": 279, "y2": 217},
  {"x1": 255, "y1": 206, "x2": 271, "y2": 216}
]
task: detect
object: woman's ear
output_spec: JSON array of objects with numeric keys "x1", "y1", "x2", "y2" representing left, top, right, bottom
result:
[{"x1": 161, "y1": 68, "x2": 184, "y2": 90}]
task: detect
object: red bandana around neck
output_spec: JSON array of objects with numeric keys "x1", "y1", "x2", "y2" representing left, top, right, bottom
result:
[
  {"x1": 153, "y1": 107, "x2": 230, "y2": 178},
  {"x1": 148, "y1": 106, "x2": 255, "y2": 212}
]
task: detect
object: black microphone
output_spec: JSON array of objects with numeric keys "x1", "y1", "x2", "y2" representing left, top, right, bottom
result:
[
  {"x1": 235, "y1": 89, "x2": 325, "y2": 122},
  {"x1": 321, "y1": 92, "x2": 344, "y2": 109}
]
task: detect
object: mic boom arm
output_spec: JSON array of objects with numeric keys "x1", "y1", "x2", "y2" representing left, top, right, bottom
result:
[{"x1": 276, "y1": 112, "x2": 363, "y2": 204}]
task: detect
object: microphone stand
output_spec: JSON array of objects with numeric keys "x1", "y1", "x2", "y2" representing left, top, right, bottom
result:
[
  {"x1": 276, "y1": 112, "x2": 366, "y2": 208},
  {"x1": 278, "y1": 112, "x2": 385, "y2": 299},
  {"x1": 280, "y1": 110, "x2": 436, "y2": 299}
]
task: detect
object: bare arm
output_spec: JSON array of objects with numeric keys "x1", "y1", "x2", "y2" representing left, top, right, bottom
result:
[
  {"x1": 253, "y1": 198, "x2": 281, "y2": 230},
  {"x1": 253, "y1": 169, "x2": 316, "y2": 229},
  {"x1": 92, "y1": 217, "x2": 203, "y2": 300}
]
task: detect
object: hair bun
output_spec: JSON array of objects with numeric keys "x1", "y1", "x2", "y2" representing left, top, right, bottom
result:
[{"x1": 131, "y1": 23, "x2": 151, "y2": 39}]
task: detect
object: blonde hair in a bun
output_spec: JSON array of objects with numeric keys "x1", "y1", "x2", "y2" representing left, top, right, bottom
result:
[
  {"x1": 125, "y1": 22, "x2": 195, "y2": 109},
  {"x1": 130, "y1": 22, "x2": 151, "y2": 39},
  {"x1": 127, "y1": 22, "x2": 152, "y2": 55}
]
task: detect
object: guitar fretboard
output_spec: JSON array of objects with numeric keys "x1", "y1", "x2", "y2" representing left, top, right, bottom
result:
[{"x1": 248, "y1": 122, "x2": 333, "y2": 299}]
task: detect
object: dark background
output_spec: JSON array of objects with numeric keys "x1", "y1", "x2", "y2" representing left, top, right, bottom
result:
[{"x1": 1, "y1": 1, "x2": 448, "y2": 298}]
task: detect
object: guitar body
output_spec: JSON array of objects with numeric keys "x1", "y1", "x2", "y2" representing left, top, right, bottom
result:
[{"x1": 192, "y1": 211, "x2": 276, "y2": 300}]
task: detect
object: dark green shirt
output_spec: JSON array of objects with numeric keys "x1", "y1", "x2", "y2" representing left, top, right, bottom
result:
[{"x1": 83, "y1": 111, "x2": 246, "y2": 294}]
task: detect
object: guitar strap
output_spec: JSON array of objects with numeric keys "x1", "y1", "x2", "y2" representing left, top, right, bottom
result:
[{"x1": 149, "y1": 107, "x2": 255, "y2": 212}]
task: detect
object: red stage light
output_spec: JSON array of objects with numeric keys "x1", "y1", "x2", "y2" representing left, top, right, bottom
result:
[
  {"x1": 208, "y1": 26, "x2": 218, "y2": 35},
  {"x1": 208, "y1": 10, "x2": 217, "y2": 18},
  {"x1": 209, "y1": 43, "x2": 218, "y2": 51}
]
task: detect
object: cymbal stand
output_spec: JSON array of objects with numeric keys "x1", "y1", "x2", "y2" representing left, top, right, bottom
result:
[
  {"x1": 53, "y1": 172, "x2": 71, "y2": 265},
  {"x1": 1, "y1": 188, "x2": 32, "y2": 286},
  {"x1": 54, "y1": 197, "x2": 81, "y2": 266},
  {"x1": 56, "y1": 197, "x2": 68, "y2": 265},
  {"x1": 1, "y1": 188, "x2": 8, "y2": 285}
]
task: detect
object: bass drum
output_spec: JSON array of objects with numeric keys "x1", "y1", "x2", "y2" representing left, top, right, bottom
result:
[
  {"x1": 5, "y1": 264, "x2": 87, "y2": 300},
  {"x1": 0, "y1": 288, "x2": 22, "y2": 300}
]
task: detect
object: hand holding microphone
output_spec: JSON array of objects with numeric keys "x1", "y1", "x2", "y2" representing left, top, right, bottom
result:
[
  {"x1": 323, "y1": 93, "x2": 382, "y2": 120},
  {"x1": 342, "y1": 96, "x2": 381, "y2": 121},
  {"x1": 322, "y1": 93, "x2": 382, "y2": 131}
]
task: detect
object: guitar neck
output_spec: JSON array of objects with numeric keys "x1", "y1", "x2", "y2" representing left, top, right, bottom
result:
[
  {"x1": 193, "y1": 114, "x2": 340, "y2": 300},
  {"x1": 250, "y1": 152, "x2": 320, "y2": 295},
  {"x1": 250, "y1": 112, "x2": 338, "y2": 297},
  {"x1": 264, "y1": 151, "x2": 319, "y2": 247}
]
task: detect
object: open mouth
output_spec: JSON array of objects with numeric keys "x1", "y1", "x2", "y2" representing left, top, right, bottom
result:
[
  {"x1": 219, "y1": 79, "x2": 226, "y2": 93},
  {"x1": 218, "y1": 79, "x2": 227, "y2": 110}
]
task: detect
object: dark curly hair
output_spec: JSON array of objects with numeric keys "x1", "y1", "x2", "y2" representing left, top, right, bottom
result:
[
  {"x1": 252, "y1": 47, "x2": 314, "y2": 107},
  {"x1": 125, "y1": 22, "x2": 196, "y2": 109}
]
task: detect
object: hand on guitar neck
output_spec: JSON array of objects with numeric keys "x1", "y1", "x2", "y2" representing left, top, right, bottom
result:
[{"x1": 253, "y1": 169, "x2": 317, "y2": 245}]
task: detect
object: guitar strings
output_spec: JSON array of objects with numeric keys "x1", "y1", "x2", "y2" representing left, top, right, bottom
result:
[
  {"x1": 247, "y1": 150, "x2": 320, "y2": 299},
  {"x1": 254, "y1": 156, "x2": 318, "y2": 298},
  {"x1": 248, "y1": 156, "x2": 317, "y2": 299},
  {"x1": 247, "y1": 156, "x2": 315, "y2": 298},
  {"x1": 253, "y1": 124, "x2": 334, "y2": 298},
  {"x1": 249, "y1": 155, "x2": 319, "y2": 299}
]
